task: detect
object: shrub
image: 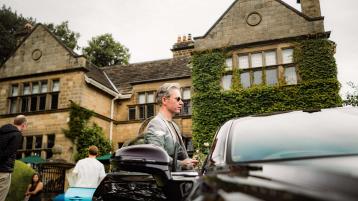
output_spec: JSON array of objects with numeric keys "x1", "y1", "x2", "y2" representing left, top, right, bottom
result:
[{"x1": 5, "y1": 160, "x2": 35, "y2": 201}]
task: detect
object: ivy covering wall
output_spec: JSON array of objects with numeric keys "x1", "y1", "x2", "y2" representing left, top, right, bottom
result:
[
  {"x1": 191, "y1": 38, "x2": 341, "y2": 151},
  {"x1": 63, "y1": 102, "x2": 112, "y2": 161}
]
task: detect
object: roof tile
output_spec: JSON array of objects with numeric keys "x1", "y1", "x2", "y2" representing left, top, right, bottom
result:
[{"x1": 103, "y1": 57, "x2": 191, "y2": 94}]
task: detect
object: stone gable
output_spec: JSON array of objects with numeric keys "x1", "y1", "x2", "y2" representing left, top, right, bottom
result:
[
  {"x1": 195, "y1": 0, "x2": 325, "y2": 51},
  {"x1": 0, "y1": 24, "x2": 86, "y2": 79}
]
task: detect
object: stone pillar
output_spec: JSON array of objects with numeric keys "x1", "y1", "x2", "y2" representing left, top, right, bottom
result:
[{"x1": 38, "y1": 145, "x2": 75, "y2": 201}]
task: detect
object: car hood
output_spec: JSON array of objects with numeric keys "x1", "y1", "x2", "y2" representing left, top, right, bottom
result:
[
  {"x1": 261, "y1": 155, "x2": 358, "y2": 177},
  {"x1": 206, "y1": 155, "x2": 358, "y2": 201}
]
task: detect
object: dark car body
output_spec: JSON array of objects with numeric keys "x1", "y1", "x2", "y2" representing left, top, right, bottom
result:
[
  {"x1": 191, "y1": 156, "x2": 358, "y2": 201},
  {"x1": 93, "y1": 107, "x2": 358, "y2": 201},
  {"x1": 93, "y1": 144, "x2": 198, "y2": 201}
]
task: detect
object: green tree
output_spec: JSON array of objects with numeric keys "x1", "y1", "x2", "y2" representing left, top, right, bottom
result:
[
  {"x1": 45, "y1": 21, "x2": 80, "y2": 50},
  {"x1": 63, "y1": 102, "x2": 112, "y2": 161},
  {"x1": 83, "y1": 33, "x2": 130, "y2": 67},
  {"x1": 0, "y1": 5, "x2": 35, "y2": 64},
  {"x1": 76, "y1": 124, "x2": 112, "y2": 160},
  {"x1": 344, "y1": 82, "x2": 358, "y2": 106}
]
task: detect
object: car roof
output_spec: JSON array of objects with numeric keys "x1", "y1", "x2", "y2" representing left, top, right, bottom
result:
[
  {"x1": 226, "y1": 106, "x2": 358, "y2": 163},
  {"x1": 232, "y1": 106, "x2": 358, "y2": 124},
  {"x1": 229, "y1": 106, "x2": 358, "y2": 139}
]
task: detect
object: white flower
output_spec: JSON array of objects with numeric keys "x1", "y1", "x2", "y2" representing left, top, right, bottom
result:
[{"x1": 203, "y1": 142, "x2": 209, "y2": 147}]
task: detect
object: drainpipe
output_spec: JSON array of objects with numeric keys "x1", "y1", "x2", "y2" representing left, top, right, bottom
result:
[
  {"x1": 109, "y1": 95, "x2": 119, "y2": 143},
  {"x1": 84, "y1": 74, "x2": 131, "y2": 144},
  {"x1": 109, "y1": 93, "x2": 132, "y2": 143},
  {"x1": 103, "y1": 70, "x2": 120, "y2": 144}
]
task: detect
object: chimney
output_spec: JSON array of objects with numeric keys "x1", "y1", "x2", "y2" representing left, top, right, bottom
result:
[
  {"x1": 15, "y1": 23, "x2": 33, "y2": 46},
  {"x1": 297, "y1": 0, "x2": 321, "y2": 18},
  {"x1": 171, "y1": 34, "x2": 194, "y2": 58}
]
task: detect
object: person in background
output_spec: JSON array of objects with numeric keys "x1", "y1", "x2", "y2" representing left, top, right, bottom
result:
[
  {"x1": 144, "y1": 83, "x2": 198, "y2": 170},
  {"x1": 25, "y1": 173, "x2": 43, "y2": 201},
  {"x1": 72, "y1": 145, "x2": 106, "y2": 188},
  {"x1": 0, "y1": 115, "x2": 28, "y2": 201}
]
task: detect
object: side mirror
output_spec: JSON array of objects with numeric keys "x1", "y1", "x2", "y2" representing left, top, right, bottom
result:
[{"x1": 111, "y1": 144, "x2": 172, "y2": 185}]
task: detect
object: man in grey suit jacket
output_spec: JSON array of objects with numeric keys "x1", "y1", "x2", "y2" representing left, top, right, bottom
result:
[{"x1": 144, "y1": 83, "x2": 198, "y2": 170}]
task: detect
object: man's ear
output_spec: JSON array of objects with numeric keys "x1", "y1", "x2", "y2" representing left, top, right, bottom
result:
[
  {"x1": 162, "y1": 96, "x2": 168, "y2": 105},
  {"x1": 20, "y1": 123, "x2": 26, "y2": 131}
]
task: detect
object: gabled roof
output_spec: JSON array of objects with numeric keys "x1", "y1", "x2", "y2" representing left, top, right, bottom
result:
[
  {"x1": 38, "y1": 23, "x2": 83, "y2": 58},
  {"x1": 103, "y1": 57, "x2": 191, "y2": 94},
  {"x1": 35, "y1": 24, "x2": 118, "y2": 92},
  {"x1": 1, "y1": 23, "x2": 118, "y2": 94},
  {"x1": 85, "y1": 62, "x2": 118, "y2": 93},
  {"x1": 1, "y1": 24, "x2": 82, "y2": 67},
  {"x1": 194, "y1": 0, "x2": 324, "y2": 40}
]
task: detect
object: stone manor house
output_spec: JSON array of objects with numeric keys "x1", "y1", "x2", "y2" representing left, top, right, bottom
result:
[{"x1": 0, "y1": 0, "x2": 328, "y2": 161}]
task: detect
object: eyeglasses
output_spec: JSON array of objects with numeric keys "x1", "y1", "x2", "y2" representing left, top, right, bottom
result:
[
  {"x1": 166, "y1": 96, "x2": 182, "y2": 102},
  {"x1": 174, "y1": 97, "x2": 182, "y2": 102}
]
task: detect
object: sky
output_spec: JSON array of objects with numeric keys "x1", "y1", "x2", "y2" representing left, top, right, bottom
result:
[{"x1": 1, "y1": 0, "x2": 357, "y2": 95}]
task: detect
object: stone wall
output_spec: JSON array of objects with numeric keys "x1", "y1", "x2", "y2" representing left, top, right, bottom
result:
[
  {"x1": 80, "y1": 84, "x2": 113, "y2": 117},
  {"x1": 0, "y1": 24, "x2": 114, "y2": 162},
  {"x1": 0, "y1": 70, "x2": 89, "y2": 161},
  {"x1": 0, "y1": 111, "x2": 73, "y2": 161},
  {"x1": 178, "y1": 118, "x2": 192, "y2": 137},
  {"x1": 195, "y1": 0, "x2": 324, "y2": 51},
  {"x1": 0, "y1": 72, "x2": 85, "y2": 115},
  {"x1": 300, "y1": 0, "x2": 321, "y2": 18},
  {"x1": 0, "y1": 25, "x2": 86, "y2": 79},
  {"x1": 58, "y1": 72, "x2": 85, "y2": 108},
  {"x1": 114, "y1": 122, "x2": 142, "y2": 147},
  {"x1": 0, "y1": 83, "x2": 9, "y2": 114},
  {"x1": 173, "y1": 48, "x2": 194, "y2": 58}
]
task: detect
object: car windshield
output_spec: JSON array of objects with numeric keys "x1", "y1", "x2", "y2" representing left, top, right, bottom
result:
[{"x1": 230, "y1": 108, "x2": 358, "y2": 162}]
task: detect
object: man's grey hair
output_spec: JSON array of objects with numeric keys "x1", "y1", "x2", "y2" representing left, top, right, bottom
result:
[{"x1": 156, "y1": 83, "x2": 180, "y2": 105}]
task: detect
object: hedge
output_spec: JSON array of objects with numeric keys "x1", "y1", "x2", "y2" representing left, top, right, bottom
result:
[{"x1": 5, "y1": 160, "x2": 35, "y2": 201}]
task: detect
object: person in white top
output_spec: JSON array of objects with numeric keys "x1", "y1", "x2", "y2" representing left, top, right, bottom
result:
[{"x1": 72, "y1": 145, "x2": 106, "y2": 188}]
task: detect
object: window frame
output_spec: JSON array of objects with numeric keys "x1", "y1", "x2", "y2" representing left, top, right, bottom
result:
[
  {"x1": 221, "y1": 73, "x2": 233, "y2": 90},
  {"x1": 17, "y1": 134, "x2": 56, "y2": 160},
  {"x1": 284, "y1": 65, "x2": 299, "y2": 85},
  {"x1": 225, "y1": 57, "x2": 233, "y2": 71},
  {"x1": 282, "y1": 48, "x2": 294, "y2": 64},
  {"x1": 180, "y1": 87, "x2": 192, "y2": 116},
  {"x1": 7, "y1": 79, "x2": 60, "y2": 114},
  {"x1": 237, "y1": 49, "x2": 279, "y2": 87},
  {"x1": 128, "y1": 91, "x2": 156, "y2": 120},
  {"x1": 225, "y1": 47, "x2": 299, "y2": 89},
  {"x1": 128, "y1": 106, "x2": 137, "y2": 121}
]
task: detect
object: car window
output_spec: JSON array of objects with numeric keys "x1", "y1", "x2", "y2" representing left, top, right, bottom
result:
[
  {"x1": 230, "y1": 108, "x2": 358, "y2": 162},
  {"x1": 210, "y1": 120, "x2": 232, "y2": 165}
]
